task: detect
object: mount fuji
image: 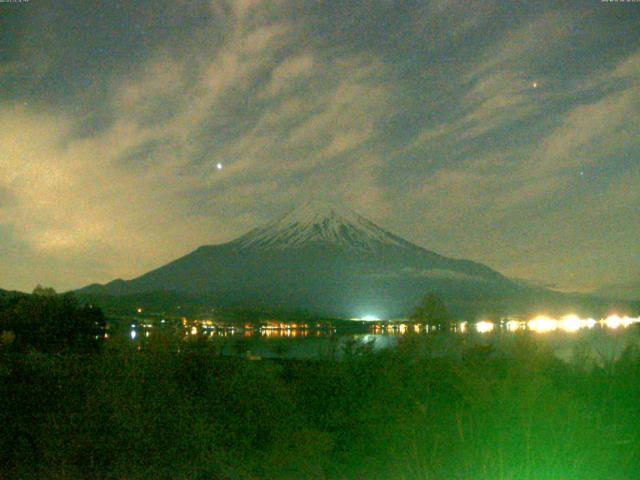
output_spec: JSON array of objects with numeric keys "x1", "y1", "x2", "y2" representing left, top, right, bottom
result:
[{"x1": 78, "y1": 201, "x2": 530, "y2": 317}]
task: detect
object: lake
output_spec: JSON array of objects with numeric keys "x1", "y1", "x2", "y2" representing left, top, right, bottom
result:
[{"x1": 123, "y1": 314, "x2": 640, "y2": 365}]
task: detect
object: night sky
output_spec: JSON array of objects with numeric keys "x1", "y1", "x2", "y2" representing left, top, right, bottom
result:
[{"x1": 0, "y1": 0, "x2": 638, "y2": 294}]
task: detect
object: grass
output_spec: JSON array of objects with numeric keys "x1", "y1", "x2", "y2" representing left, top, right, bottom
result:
[{"x1": 1, "y1": 330, "x2": 640, "y2": 479}]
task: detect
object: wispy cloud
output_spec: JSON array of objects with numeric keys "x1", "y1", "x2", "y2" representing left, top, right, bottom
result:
[{"x1": 0, "y1": 0, "x2": 638, "y2": 293}]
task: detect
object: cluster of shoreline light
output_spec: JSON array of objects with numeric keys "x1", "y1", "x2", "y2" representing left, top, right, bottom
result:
[
  {"x1": 128, "y1": 319, "x2": 339, "y2": 340},
  {"x1": 372, "y1": 323, "x2": 424, "y2": 334},
  {"x1": 126, "y1": 313, "x2": 639, "y2": 342},
  {"x1": 470, "y1": 314, "x2": 640, "y2": 334}
]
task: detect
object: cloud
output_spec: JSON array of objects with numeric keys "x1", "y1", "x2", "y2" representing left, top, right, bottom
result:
[
  {"x1": 393, "y1": 35, "x2": 640, "y2": 292},
  {"x1": 473, "y1": 11, "x2": 580, "y2": 77},
  {"x1": 113, "y1": 52, "x2": 188, "y2": 121},
  {"x1": 0, "y1": 104, "x2": 224, "y2": 287},
  {"x1": 533, "y1": 88, "x2": 637, "y2": 173},
  {"x1": 0, "y1": 0, "x2": 400, "y2": 290},
  {"x1": 415, "y1": 71, "x2": 538, "y2": 147},
  {"x1": 263, "y1": 54, "x2": 315, "y2": 97},
  {"x1": 369, "y1": 267, "x2": 484, "y2": 282},
  {"x1": 0, "y1": 0, "x2": 638, "y2": 295},
  {"x1": 608, "y1": 50, "x2": 640, "y2": 81}
]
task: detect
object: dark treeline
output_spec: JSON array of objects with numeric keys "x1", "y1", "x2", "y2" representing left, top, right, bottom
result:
[
  {"x1": 0, "y1": 287, "x2": 106, "y2": 353},
  {"x1": 75, "y1": 285, "x2": 639, "y2": 323},
  {"x1": 1, "y1": 292, "x2": 640, "y2": 479}
]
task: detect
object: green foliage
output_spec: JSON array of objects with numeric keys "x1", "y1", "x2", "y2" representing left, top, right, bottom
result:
[
  {"x1": 0, "y1": 290, "x2": 106, "y2": 353},
  {"x1": 32, "y1": 284, "x2": 58, "y2": 297},
  {"x1": 409, "y1": 292, "x2": 452, "y2": 326},
  {"x1": 1, "y1": 333, "x2": 640, "y2": 478}
]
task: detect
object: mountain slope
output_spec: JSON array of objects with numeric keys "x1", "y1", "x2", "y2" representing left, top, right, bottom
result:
[
  {"x1": 77, "y1": 201, "x2": 530, "y2": 317},
  {"x1": 594, "y1": 280, "x2": 640, "y2": 302}
]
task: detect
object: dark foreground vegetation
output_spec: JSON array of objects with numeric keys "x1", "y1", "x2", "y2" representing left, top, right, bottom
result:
[{"x1": 2, "y1": 292, "x2": 640, "y2": 479}]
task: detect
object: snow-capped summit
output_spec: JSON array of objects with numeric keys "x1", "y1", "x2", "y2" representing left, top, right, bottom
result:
[{"x1": 233, "y1": 200, "x2": 408, "y2": 251}]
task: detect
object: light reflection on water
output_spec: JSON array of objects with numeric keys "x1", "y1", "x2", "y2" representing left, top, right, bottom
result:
[
  {"x1": 127, "y1": 314, "x2": 640, "y2": 344},
  {"x1": 122, "y1": 313, "x2": 639, "y2": 363},
  {"x1": 485, "y1": 314, "x2": 640, "y2": 335}
]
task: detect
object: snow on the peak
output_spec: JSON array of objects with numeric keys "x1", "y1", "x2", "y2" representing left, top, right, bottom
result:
[{"x1": 233, "y1": 200, "x2": 409, "y2": 251}]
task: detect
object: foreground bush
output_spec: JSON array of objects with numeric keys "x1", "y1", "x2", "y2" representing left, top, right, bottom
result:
[
  {"x1": 0, "y1": 290, "x2": 106, "y2": 353},
  {"x1": 1, "y1": 332, "x2": 639, "y2": 479}
]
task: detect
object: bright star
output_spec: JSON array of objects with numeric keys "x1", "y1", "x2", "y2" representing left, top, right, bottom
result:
[
  {"x1": 216, "y1": 163, "x2": 223, "y2": 170},
  {"x1": 532, "y1": 81, "x2": 539, "y2": 89}
]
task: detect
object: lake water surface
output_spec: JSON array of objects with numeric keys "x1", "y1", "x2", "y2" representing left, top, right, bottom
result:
[{"x1": 125, "y1": 315, "x2": 640, "y2": 365}]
